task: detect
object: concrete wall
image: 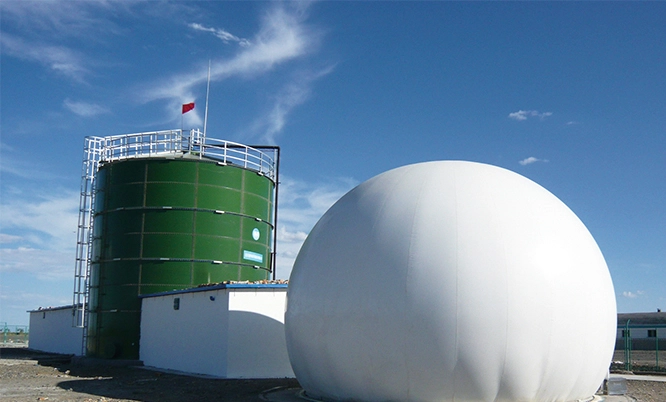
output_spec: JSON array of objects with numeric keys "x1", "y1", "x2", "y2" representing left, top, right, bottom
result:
[
  {"x1": 140, "y1": 285, "x2": 293, "y2": 379},
  {"x1": 28, "y1": 306, "x2": 84, "y2": 356}
]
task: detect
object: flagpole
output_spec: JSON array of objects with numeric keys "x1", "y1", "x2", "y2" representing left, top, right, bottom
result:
[{"x1": 203, "y1": 60, "x2": 211, "y2": 143}]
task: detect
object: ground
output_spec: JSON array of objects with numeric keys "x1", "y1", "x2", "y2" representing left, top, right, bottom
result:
[
  {"x1": 1, "y1": 346, "x2": 665, "y2": 402},
  {"x1": 0, "y1": 347, "x2": 298, "y2": 402}
]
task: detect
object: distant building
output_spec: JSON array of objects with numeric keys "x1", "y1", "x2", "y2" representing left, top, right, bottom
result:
[{"x1": 616, "y1": 312, "x2": 666, "y2": 350}]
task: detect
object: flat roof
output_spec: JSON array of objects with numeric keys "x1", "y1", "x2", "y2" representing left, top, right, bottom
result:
[
  {"x1": 27, "y1": 304, "x2": 79, "y2": 313},
  {"x1": 139, "y1": 283, "x2": 288, "y2": 299},
  {"x1": 617, "y1": 312, "x2": 666, "y2": 327}
]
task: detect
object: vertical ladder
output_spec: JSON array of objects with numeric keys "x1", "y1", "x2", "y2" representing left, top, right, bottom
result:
[{"x1": 72, "y1": 136, "x2": 103, "y2": 356}]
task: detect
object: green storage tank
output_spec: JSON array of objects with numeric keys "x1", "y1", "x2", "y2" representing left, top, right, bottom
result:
[{"x1": 86, "y1": 147, "x2": 277, "y2": 359}]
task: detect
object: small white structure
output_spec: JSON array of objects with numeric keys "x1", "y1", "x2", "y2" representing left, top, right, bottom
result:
[
  {"x1": 28, "y1": 305, "x2": 84, "y2": 355},
  {"x1": 140, "y1": 283, "x2": 294, "y2": 379},
  {"x1": 286, "y1": 161, "x2": 617, "y2": 402}
]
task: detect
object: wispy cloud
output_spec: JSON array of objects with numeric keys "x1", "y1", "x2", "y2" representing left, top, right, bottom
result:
[
  {"x1": 250, "y1": 66, "x2": 335, "y2": 143},
  {"x1": 1, "y1": 1, "x2": 197, "y2": 85},
  {"x1": 519, "y1": 156, "x2": 549, "y2": 166},
  {"x1": 0, "y1": 248, "x2": 74, "y2": 281},
  {"x1": 0, "y1": 187, "x2": 79, "y2": 311},
  {"x1": 622, "y1": 290, "x2": 645, "y2": 299},
  {"x1": 0, "y1": 143, "x2": 67, "y2": 181},
  {"x1": 0, "y1": 0, "x2": 124, "y2": 38},
  {"x1": 0, "y1": 191, "x2": 79, "y2": 251},
  {"x1": 0, "y1": 34, "x2": 89, "y2": 82},
  {"x1": 0, "y1": 0, "x2": 123, "y2": 82},
  {"x1": 142, "y1": 5, "x2": 315, "y2": 102},
  {"x1": 274, "y1": 176, "x2": 356, "y2": 279},
  {"x1": 509, "y1": 110, "x2": 553, "y2": 121},
  {"x1": 0, "y1": 234, "x2": 23, "y2": 244},
  {"x1": 63, "y1": 99, "x2": 110, "y2": 117},
  {"x1": 189, "y1": 23, "x2": 251, "y2": 47},
  {"x1": 141, "y1": 4, "x2": 325, "y2": 136}
]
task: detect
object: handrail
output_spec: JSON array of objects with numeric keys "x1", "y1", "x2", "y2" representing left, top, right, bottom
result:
[{"x1": 88, "y1": 129, "x2": 277, "y2": 180}]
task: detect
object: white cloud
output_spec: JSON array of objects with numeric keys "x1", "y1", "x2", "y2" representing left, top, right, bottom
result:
[
  {"x1": 0, "y1": 0, "x2": 123, "y2": 37},
  {"x1": 622, "y1": 290, "x2": 645, "y2": 299},
  {"x1": 0, "y1": 234, "x2": 23, "y2": 244},
  {"x1": 142, "y1": 5, "x2": 315, "y2": 102},
  {"x1": 0, "y1": 143, "x2": 66, "y2": 181},
  {"x1": 519, "y1": 156, "x2": 549, "y2": 166},
  {"x1": 251, "y1": 66, "x2": 335, "y2": 144},
  {"x1": 273, "y1": 176, "x2": 357, "y2": 279},
  {"x1": 0, "y1": 191, "x2": 79, "y2": 251},
  {"x1": 508, "y1": 110, "x2": 553, "y2": 121},
  {"x1": 189, "y1": 23, "x2": 251, "y2": 47},
  {"x1": 141, "y1": 4, "x2": 324, "y2": 135},
  {"x1": 0, "y1": 188, "x2": 79, "y2": 313},
  {"x1": 0, "y1": 34, "x2": 89, "y2": 82},
  {"x1": 0, "y1": 248, "x2": 74, "y2": 281},
  {"x1": 0, "y1": 1, "x2": 197, "y2": 84},
  {"x1": 63, "y1": 99, "x2": 110, "y2": 117}
]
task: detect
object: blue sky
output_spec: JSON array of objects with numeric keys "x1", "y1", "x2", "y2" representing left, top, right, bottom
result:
[{"x1": 1, "y1": 1, "x2": 664, "y2": 325}]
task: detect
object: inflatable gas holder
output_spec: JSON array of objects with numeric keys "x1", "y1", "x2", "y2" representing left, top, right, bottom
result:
[{"x1": 285, "y1": 161, "x2": 616, "y2": 402}]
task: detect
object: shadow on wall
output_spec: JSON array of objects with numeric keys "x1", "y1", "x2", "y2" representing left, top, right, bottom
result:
[{"x1": 226, "y1": 310, "x2": 295, "y2": 379}]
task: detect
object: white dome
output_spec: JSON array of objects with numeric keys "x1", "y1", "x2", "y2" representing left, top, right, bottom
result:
[{"x1": 285, "y1": 161, "x2": 616, "y2": 402}]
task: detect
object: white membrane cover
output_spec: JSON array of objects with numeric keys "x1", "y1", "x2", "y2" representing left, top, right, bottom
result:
[{"x1": 286, "y1": 161, "x2": 616, "y2": 402}]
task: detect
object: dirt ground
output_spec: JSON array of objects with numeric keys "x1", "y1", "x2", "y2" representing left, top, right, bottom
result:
[
  {"x1": 2, "y1": 346, "x2": 666, "y2": 402},
  {"x1": 612, "y1": 350, "x2": 666, "y2": 372},
  {"x1": 0, "y1": 347, "x2": 298, "y2": 402}
]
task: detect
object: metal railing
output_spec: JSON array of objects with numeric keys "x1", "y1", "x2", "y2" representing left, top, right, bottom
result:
[
  {"x1": 85, "y1": 129, "x2": 277, "y2": 180},
  {"x1": 99, "y1": 129, "x2": 185, "y2": 162},
  {"x1": 1, "y1": 323, "x2": 29, "y2": 344},
  {"x1": 613, "y1": 323, "x2": 665, "y2": 372}
]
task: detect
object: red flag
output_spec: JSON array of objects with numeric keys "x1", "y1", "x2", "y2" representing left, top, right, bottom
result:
[{"x1": 182, "y1": 102, "x2": 195, "y2": 114}]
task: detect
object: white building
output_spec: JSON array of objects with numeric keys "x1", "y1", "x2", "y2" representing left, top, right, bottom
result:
[
  {"x1": 28, "y1": 305, "x2": 84, "y2": 356},
  {"x1": 140, "y1": 283, "x2": 294, "y2": 379}
]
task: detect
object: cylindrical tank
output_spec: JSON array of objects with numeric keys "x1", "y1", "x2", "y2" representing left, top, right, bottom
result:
[{"x1": 87, "y1": 156, "x2": 275, "y2": 359}]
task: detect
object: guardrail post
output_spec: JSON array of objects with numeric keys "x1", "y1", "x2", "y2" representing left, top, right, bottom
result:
[{"x1": 624, "y1": 320, "x2": 632, "y2": 371}]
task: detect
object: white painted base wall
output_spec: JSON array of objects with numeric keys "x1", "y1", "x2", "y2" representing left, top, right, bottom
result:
[
  {"x1": 28, "y1": 306, "x2": 84, "y2": 356},
  {"x1": 140, "y1": 285, "x2": 294, "y2": 379}
]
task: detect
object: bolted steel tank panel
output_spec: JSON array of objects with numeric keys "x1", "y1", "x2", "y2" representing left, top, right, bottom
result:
[{"x1": 87, "y1": 157, "x2": 275, "y2": 359}]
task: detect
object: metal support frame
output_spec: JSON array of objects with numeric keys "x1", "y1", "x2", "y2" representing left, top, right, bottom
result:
[{"x1": 623, "y1": 320, "x2": 632, "y2": 371}]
